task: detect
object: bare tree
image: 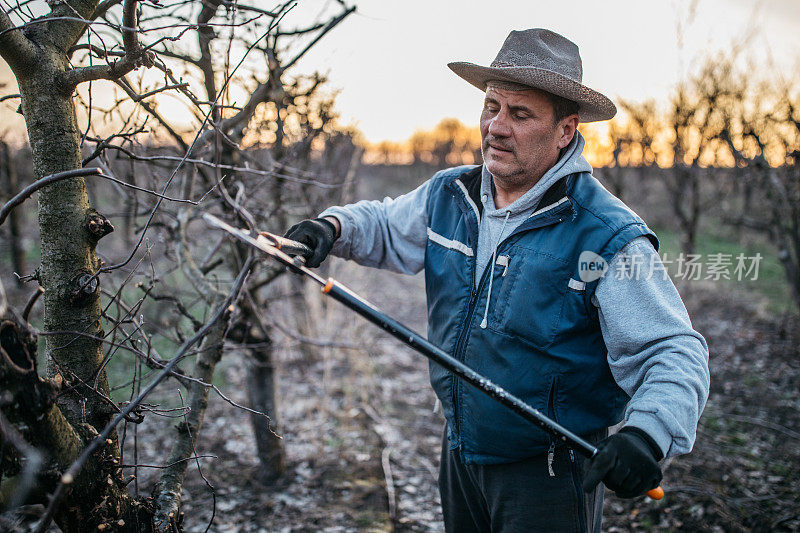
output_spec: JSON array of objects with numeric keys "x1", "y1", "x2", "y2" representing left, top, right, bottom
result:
[
  {"x1": 0, "y1": 0, "x2": 357, "y2": 530},
  {"x1": 598, "y1": 99, "x2": 661, "y2": 201},
  {"x1": 0, "y1": 141, "x2": 26, "y2": 283},
  {"x1": 719, "y1": 77, "x2": 800, "y2": 310},
  {"x1": 606, "y1": 57, "x2": 733, "y2": 254}
]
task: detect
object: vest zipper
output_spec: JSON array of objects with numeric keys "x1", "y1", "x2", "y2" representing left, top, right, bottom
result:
[
  {"x1": 448, "y1": 217, "x2": 561, "y2": 446},
  {"x1": 447, "y1": 184, "x2": 568, "y2": 451},
  {"x1": 450, "y1": 246, "x2": 493, "y2": 445},
  {"x1": 569, "y1": 447, "x2": 588, "y2": 533},
  {"x1": 546, "y1": 377, "x2": 558, "y2": 477}
]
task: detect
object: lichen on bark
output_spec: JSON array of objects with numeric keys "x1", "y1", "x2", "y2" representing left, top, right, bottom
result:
[{"x1": 17, "y1": 42, "x2": 113, "y2": 434}]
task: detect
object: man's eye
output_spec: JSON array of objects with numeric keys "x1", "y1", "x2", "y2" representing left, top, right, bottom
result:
[{"x1": 514, "y1": 113, "x2": 529, "y2": 120}]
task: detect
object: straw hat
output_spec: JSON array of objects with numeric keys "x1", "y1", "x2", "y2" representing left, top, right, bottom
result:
[{"x1": 448, "y1": 29, "x2": 616, "y2": 122}]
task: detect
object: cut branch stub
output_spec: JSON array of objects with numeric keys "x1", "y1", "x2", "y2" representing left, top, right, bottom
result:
[
  {"x1": 86, "y1": 210, "x2": 115, "y2": 242},
  {"x1": 69, "y1": 271, "x2": 99, "y2": 305}
]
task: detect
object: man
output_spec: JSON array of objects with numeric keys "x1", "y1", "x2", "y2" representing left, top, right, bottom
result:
[{"x1": 285, "y1": 29, "x2": 710, "y2": 532}]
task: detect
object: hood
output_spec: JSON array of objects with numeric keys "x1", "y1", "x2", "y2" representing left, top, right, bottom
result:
[{"x1": 480, "y1": 130, "x2": 592, "y2": 219}]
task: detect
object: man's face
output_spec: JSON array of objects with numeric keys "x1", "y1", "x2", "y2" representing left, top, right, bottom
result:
[{"x1": 480, "y1": 86, "x2": 574, "y2": 190}]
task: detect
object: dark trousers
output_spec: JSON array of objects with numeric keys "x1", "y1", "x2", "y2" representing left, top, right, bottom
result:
[{"x1": 438, "y1": 429, "x2": 605, "y2": 533}]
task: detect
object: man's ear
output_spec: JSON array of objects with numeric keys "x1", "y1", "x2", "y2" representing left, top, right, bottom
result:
[{"x1": 557, "y1": 114, "x2": 580, "y2": 149}]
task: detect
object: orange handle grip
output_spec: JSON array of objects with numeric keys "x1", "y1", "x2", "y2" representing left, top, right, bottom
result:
[{"x1": 646, "y1": 486, "x2": 665, "y2": 500}]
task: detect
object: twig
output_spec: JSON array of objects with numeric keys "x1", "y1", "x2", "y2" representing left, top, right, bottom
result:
[
  {"x1": 100, "y1": 170, "x2": 201, "y2": 203},
  {"x1": 32, "y1": 256, "x2": 253, "y2": 533},
  {"x1": 0, "y1": 15, "x2": 254, "y2": 41},
  {"x1": 60, "y1": 0, "x2": 155, "y2": 89},
  {"x1": 121, "y1": 454, "x2": 217, "y2": 469},
  {"x1": 96, "y1": 4, "x2": 296, "y2": 277},
  {"x1": 723, "y1": 413, "x2": 800, "y2": 441},
  {"x1": 0, "y1": 166, "x2": 198, "y2": 228},
  {"x1": 269, "y1": 315, "x2": 362, "y2": 349},
  {"x1": 0, "y1": 410, "x2": 44, "y2": 513},
  {"x1": 83, "y1": 145, "x2": 356, "y2": 188},
  {"x1": 117, "y1": 80, "x2": 189, "y2": 102},
  {"x1": 381, "y1": 448, "x2": 397, "y2": 524},
  {"x1": 219, "y1": 1, "x2": 280, "y2": 18},
  {"x1": 361, "y1": 404, "x2": 400, "y2": 527},
  {"x1": 91, "y1": 0, "x2": 123, "y2": 21},
  {"x1": 39, "y1": 329, "x2": 191, "y2": 390},
  {"x1": 200, "y1": 257, "x2": 224, "y2": 275},
  {"x1": 21, "y1": 286, "x2": 43, "y2": 321},
  {"x1": 0, "y1": 168, "x2": 102, "y2": 226},
  {"x1": 282, "y1": 4, "x2": 355, "y2": 71}
]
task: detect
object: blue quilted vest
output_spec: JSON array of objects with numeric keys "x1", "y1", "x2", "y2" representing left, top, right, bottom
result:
[{"x1": 424, "y1": 165, "x2": 658, "y2": 465}]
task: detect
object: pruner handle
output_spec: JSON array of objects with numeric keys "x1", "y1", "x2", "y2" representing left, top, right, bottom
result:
[
  {"x1": 258, "y1": 231, "x2": 312, "y2": 258},
  {"x1": 646, "y1": 486, "x2": 665, "y2": 500}
]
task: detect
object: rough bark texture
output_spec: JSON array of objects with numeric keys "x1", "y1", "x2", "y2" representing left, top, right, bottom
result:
[
  {"x1": 153, "y1": 312, "x2": 230, "y2": 531},
  {"x1": 0, "y1": 311, "x2": 148, "y2": 532},
  {"x1": 0, "y1": 5, "x2": 150, "y2": 529},
  {"x1": 17, "y1": 42, "x2": 112, "y2": 433},
  {"x1": 246, "y1": 337, "x2": 285, "y2": 482},
  {"x1": 0, "y1": 143, "x2": 26, "y2": 282}
]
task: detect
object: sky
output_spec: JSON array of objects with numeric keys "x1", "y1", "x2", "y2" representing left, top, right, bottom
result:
[
  {"x1": 290, "y1": 0, "x2": 800, "y2": 141},
  {"x1": 1, "y1": 0, "x2": 799, "y2": 143}
]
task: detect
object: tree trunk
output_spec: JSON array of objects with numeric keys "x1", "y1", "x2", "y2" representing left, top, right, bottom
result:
[
  {"x1": 0, "y1": 310, "x2": 149, "y2": 533},
  {"x1": 153, "y1": 312, "x2": 231, "y2": 530},
  {"x1": 123, "y1": 162, "x2": 138, "y2": 247},
  {"x1": 12, "y1": 39, "x2": 146, "y2": 533},
  {"x1": 18, "y1": 48, "x2": 113, "y2": 434},
  {"x1": 246, "y1": 338, "x2": 286, "y2": 483},
  {"x1": 1, "y1": 142, "x2": 26, "y2": 283}
]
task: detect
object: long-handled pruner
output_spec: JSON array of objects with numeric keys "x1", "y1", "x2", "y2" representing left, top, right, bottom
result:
[{"x1": 203, "y1": 213, "x2": 665, "y2": 500}]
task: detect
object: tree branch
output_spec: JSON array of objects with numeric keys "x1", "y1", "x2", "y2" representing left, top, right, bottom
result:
[
  {"x1": 189, "y1": 3, "x2": 353, "y2": 148},
  {"x1": 282, "y1": 4, "x2": 355, "y2": 71},
  {"x1": 0, "y1": 409, "x2": 44, "y2": 513},
  {"x1": 0, "y1": 166, "x2": 200, "y2": 228},
  {"x1": 152, "y1": 300, "x2": 231, "y2": 531},
  {"x1": 0, "y1": 168, "x2": 102, "y2": 226},
  {"x1": 197, "y1": 0, "x2": 222, "y2": 104},
  {"x1": 197, "y1": 77, "x2": 283, "y2": 149},
  {"x1": 90, "y1": 0, "x2": 123, "y2": 21},
  {"x1": 34, "y1": 256, "x2": 253, "y2": 533},
  {"x1": 114, "y1": 78, "x2": 190, "y2": 151},
  {"x1": 45, "y1": 0, "x2": 102, "y2": 52},
  {"x1": 59, "y1": 0, "x2": 154, "y2": 90},
  {"x1": 0, "y1": 7, "x2": 36, "y2": 75}
]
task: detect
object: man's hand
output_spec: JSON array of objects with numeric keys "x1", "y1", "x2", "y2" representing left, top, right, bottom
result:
[
  {"x1": 283, "y1": 217, "x2": 338, "y2": 268},
  {"x1": 582, "y1": 428, "x2": 663, "y2": 498}
]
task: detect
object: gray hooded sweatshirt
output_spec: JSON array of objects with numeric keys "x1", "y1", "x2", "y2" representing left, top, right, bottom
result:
[{"x1": 321, "y1": 132, "x2": 709, "y2": 459}]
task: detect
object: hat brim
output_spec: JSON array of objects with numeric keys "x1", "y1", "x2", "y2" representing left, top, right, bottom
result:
[{"x1": 448, "y1": 61, "x2": 616, "y2": 123}]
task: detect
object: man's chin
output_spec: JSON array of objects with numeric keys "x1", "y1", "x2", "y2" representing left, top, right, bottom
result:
[{"x1": 484, "y1": 160, "x2": 518, "y2": 179}]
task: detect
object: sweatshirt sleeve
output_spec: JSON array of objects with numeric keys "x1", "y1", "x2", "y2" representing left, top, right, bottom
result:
[
  {"x1": 593, "y1": 236, "x2": 710, "y2": 458},
  {"x1": 318, "y1": 179, "x2": 431, "y2": 275}
]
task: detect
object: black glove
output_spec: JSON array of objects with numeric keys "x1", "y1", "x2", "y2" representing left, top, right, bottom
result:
[
  {"x1": 283, "y1": 218, "x2": 338, "y2": 268},
  {"x1": 582, "y1": 427, "x2": 663, "y2": 498}
]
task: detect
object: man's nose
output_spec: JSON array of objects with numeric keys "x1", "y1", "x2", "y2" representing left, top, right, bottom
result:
[{"x1": 488, "y1": 108, "x2": 511, "y2": 137}]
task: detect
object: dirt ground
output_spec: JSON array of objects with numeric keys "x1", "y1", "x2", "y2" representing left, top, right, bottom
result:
[
  {"x1": 4, "y1": 164, "x2": 797, "y2": 532},
  {"x1": 116, "y1": 255, "x2": 800, "y2": 532}
]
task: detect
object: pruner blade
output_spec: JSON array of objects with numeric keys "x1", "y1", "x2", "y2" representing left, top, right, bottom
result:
[{"x1": 202, "y1": 213, "x2": 310, "y2": 272}]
